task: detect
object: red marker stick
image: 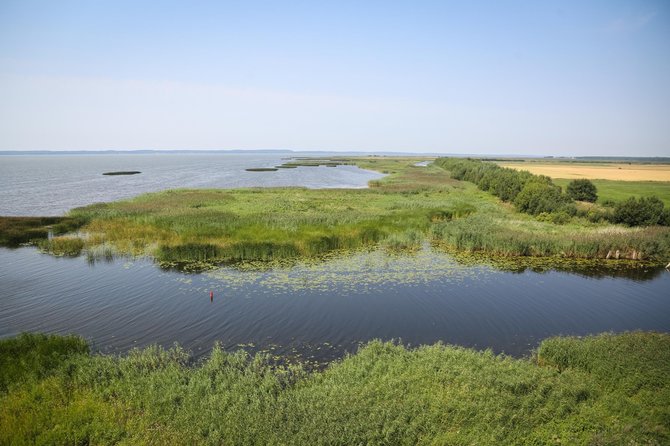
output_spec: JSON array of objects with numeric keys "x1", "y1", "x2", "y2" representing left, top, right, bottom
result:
[{"x1": 210, "y1": 291, "x2": 213, "y2": 302}]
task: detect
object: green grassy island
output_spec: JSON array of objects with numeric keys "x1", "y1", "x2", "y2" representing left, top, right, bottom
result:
[
  {"x1": 1, "y1": 331, "x2": 668, "y2": 444},
  {"x1": 13, "y1": 156, "x2": 668, "y2": 267}
]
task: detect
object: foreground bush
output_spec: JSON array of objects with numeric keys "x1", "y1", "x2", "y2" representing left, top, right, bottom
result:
[{"x1": 1, "y1": 332, "x2": 668, "y2": 445}]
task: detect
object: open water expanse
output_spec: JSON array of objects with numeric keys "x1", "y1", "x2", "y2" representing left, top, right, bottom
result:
[
  {"x1": 0, "y1": 152, "x2": 383, "y2": 215},
  {"x1": 1, "y1": 153, "x2": 669, "y2": 363}
]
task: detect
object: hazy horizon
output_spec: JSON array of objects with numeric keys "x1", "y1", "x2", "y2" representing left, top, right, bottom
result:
[
  {"x1": 2, "y1": 148, "x2": 670, "y2": 159},
  {"x1": 1, "y1": 1, "x2": 669, "y2": 156}
]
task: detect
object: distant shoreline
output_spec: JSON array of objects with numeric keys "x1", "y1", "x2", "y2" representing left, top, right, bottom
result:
[{"x1": 1, "y1": 150, "x2": 668, "y2": 163}]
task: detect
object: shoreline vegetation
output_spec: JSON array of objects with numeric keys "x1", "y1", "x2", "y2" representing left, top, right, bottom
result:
[
  {"x1": 1, "y1": 331, "x2": 668, "y2": 444},
  {"x1": 1, "y1": 156, "x2": 669, "y2": 268}
]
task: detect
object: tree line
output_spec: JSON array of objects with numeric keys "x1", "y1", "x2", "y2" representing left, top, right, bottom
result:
[{"x1": 434, "y1": 158, "x2": 669, "y2": 227}]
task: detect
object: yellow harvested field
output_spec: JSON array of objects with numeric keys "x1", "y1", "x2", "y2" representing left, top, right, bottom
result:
[{"x1": 497, "y1": 163, "x2": 670, "y2": 182}]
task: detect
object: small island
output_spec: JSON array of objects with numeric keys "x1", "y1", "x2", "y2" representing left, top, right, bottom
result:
[
  {"x1": 102, "y1": 171, "x2": 141, "y2": 176},
  {"x1": 245, "y1": 167, "x2": 278, "y2": 172}
]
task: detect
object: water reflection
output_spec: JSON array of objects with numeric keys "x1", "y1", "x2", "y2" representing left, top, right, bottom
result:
[
  {"x1": 1, "y1": 246, "x2": 669, "y2": 365},
  {"x1": 150, "y1": 245, "x2": 667, "y2": 282}
]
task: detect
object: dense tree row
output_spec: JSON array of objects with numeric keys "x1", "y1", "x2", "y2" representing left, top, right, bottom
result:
[
  {"x1": 434, "y1": 158, "x2": 575, "y2": 216},
  {"x1": 435, "y1": 158, "x2": 669, "y2": 227}
]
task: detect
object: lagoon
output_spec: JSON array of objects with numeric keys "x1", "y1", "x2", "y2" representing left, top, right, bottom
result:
[
  {"x1": 0, "y1": 152, "x2": 384, "y2": 216},
  {"x1": 1, "y1": 153, "x2": 669, "y2": 366},
  {"x1": 1, "y1": 246, "x2": 668, "y2": 365}
]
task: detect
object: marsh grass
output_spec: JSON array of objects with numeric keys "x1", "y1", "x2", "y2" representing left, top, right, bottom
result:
[
  {"x1": 68, "y1": 160, "x2": 462, "y2": 264},
  {"x1": 0, "y1": 217, "x2": 86, "y2": 247},
  {"x1": 37, "y1": 236, "x2": 85, "y2": 256},
  {"x1": 19, "y1": 157, "x2": 669, "y2": 266},
  {"x1": 1, "y1": 332, "x2": 668, "y2": 445},
  {"x1": 431, "y1": 213, "x2": 670, "y2": 260},
  {"x1": 0, "y1": 333, "x2": 89, "y2": 392}
]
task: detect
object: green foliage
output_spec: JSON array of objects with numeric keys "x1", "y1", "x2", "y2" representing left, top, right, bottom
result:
[
  {"x1": 612, "y1": 196, "x2": 667, "y2": 226},
  {"x1": 0, "y1": 217, "x2": 86, "y2": 247},
  {"x1": 514, "y1": 181, "x2": 572, "y2": 215},
  {"x1": 436, "y1": 157, "x2": 535, "y2": 204},
  {"x1": 566, "y1": 179, "x2": 598, "y2": 202},
  {"x1": 0, "y1": 333, "x2": 89, "y2": 392},
  {"x1": 1, "y1": 332, "x2": 668, "y2": 445},
  {"x1": 553, "y1": 178, "x2": 670, "y2": 207},
  {"x1": 435, "y1": 158, "x2": 576, "y2": 218},
  {"x1": 431, "y1": 213, "x2": 670, "y2": 260},
  {"x1": 157, "y1": 243, "x2": 227, "y2": 262},
  {"x1": 37, "y1": 237, "x2": 85, "y2": 256},
  {"x1": 382, "y1": 229, "x2": 422, "y2": 251}
]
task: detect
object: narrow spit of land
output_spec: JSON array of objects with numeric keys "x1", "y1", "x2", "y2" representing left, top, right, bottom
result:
[{"x1": 2, "y1": 156, "x2": 669, "y2": 267}]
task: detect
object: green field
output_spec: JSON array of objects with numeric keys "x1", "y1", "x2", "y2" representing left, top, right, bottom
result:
[
  {"x1": 554, "y1": 178, "x2": 670, "y2": 207},
  {"x1": 1, "y1": 331, "x2": 668, "y2": 445}
]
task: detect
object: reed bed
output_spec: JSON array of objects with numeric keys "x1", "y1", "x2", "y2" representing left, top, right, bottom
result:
[
  {"x1": 1, "y1": 331, "x2": 668, "y2": 445},
  {"x1": 0, "y1": 216, "x2": 85, "y2": 247}
]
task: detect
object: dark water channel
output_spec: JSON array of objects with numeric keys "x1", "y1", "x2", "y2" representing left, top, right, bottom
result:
[{"x1": 1, "y1": 247, "x2": 668, "y2": 365}]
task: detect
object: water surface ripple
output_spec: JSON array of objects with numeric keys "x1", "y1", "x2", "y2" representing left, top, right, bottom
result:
[{"x1": 1, "y1": 247, "x2": 668, "y2": 362}]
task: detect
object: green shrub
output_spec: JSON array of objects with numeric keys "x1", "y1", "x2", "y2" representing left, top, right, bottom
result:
[
  {"x1": 0, "y1": 333, "x2": 89, "y2": 392},
  {"x1": 550, "y1": 211, "x2": 571, "y2": 225},
  {"x1": 612, "y1": 196, "x2": 666, "y2": 226},
  {"x1": 513, "y1": 181, "x2": 569, "y2": 215},
  {"x1": 566, "y1": 179, "x2": 598, "y2": 202}
]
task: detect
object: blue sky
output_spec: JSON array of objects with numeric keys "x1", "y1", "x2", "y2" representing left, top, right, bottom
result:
[{"x1": 0, "y1": 1, "x2": 668, "y2": 155}]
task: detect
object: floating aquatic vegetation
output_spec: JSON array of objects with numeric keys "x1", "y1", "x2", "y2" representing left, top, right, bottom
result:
[{"x1": 204, "y1": 245, "x2": 490, "y2": 294}]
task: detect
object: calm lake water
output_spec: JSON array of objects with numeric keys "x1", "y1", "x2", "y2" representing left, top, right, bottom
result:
[
  {"x1": 0, "y1": 152, "x2": 384, "y2": 216},
  {"x1": 1, "y1": 247, "x2": 668, "y2": 363},
  {"x1": 1, "y1": 153, "x2": 669, "y2": 364}
]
